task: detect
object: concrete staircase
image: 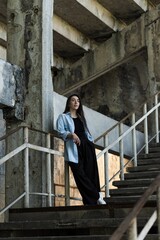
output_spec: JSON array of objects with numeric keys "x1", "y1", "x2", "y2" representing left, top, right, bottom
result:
[{"x1": 0, "y1": 143, "x2": 160, "y2": 239}]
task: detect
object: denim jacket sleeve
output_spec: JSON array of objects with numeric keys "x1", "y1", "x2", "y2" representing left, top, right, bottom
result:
[
  {"x1": 56, "y1": 113, "x2": 74, "y2": 141},
  {"x1": 56, "y1": 113, "x2": 79, "y2": 163}
]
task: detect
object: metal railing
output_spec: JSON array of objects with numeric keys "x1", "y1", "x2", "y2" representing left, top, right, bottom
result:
[
  {"x1": 0, "y1": 126, "x2": 63, "y2": 215},
  {"x1": 109, "y1": 174, "x2": 160, "y2": 240},
  {"x1": 94, "y1": 91, "x2": 160, "y2": 197}
]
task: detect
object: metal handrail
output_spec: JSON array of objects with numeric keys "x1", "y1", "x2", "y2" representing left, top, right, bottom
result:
[
  {"x1": 0, "y1": 126, "x2": 64, "y2": 215},
  {"x1": 96, "y1": 91, "x2": 160, "y2": 197},
  {"x1": 0, "y1": 124, "x2": 59, "y2": 142},
  {"x1": 109, "y1": 174, "x2": 160, "y2": 240},
  {"x1": 0, "y1": 193, "x2": 26, "y2": 215}
]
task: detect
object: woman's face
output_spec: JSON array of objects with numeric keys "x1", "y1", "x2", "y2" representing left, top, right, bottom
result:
[{"x1": 69, "y1": 96, "x2": 80, "y2": 111}]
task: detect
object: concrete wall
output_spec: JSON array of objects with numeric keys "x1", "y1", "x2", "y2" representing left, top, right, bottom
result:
[
  {"x1": 0, "y1": 110, "x2": 6, "y2": 222},
  {"x1": 0, "y1": 20, "x2": 6, "y2": 222},
  {"x1": 54, "y1": 6, "x2": 160, "y2": 127}
]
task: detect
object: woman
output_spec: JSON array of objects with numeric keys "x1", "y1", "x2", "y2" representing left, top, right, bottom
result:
[{"x1": 56, "y1": 94, "x2": 106, "y2": 205}]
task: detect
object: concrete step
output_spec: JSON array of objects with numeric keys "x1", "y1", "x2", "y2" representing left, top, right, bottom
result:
[
  {"x1": 0, "y1": 236, "x2": 111, "y2": 240},
  {"x1": 113, "y1": 178, "x2": 154, "y2": 188},
  {"x1": 0, "y1": 218, "x2": 119, "y2": 239},
  {"x1": 104, "y1": 195, "x2": 156, "y2": 208},
  {"x1": 127, "y1": 165, "x2": 160, "y2": 172},
  {"x1": 110, "y1": 186, "x2": 149, "y2": 196},
  {"x1": 149, "y1": 146, "x2": 160, "y2": 153},
  {"x1": 124, "y1": 171, "x2": 160, "y2": 180},
  {"x1": 8, "y1": 206, "x2": 111, "y2": 222},
  {"x1": 0, "y1": 218, "x2": 157, "y2": 238},
  {"x1": 149, "y1": 142, "x2": 160, "y2": 148},
  {"x1": 138, "y1": 152, "x2": 160, "y2": 159},
  {"x1": 0, "y1": 235, "x2": 159, "y2": 240},
  {"x1": 137, "y1": 158, "x2": 160, "y2": 166}
]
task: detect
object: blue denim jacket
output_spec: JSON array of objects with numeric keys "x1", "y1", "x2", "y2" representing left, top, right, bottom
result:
[{"x1": 56, "y1": 112, "x2": 94, "y2": 163}]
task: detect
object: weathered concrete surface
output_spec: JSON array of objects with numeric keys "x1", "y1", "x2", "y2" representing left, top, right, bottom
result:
[
  {"x1": 6, "y1": 0, "x2": 44, "y2": 208},
  {"x1": 0, "y1": 59, "x2": 15, "y2": 108},
  {"x1": 54, "y1": 5, "x2": 160, "y2": 123},
  {"x1": 5, "y1": 0, "x2": 53, "y2": 208},
  {"x1": 0, "y1": 59, "x2": 24, "y2": 120},
  {"x1": 54, "y1": 14, "x2": 145, "y2": 95},
  {"x1": 0, "y1": 22, "x2": 7, "y2": 60},
  {"x1": 146, "y1": 5, "x2": 160, "y2": 91},
  {"x1": 0, "y1": 110, "x2": 6, "y2": 222}
]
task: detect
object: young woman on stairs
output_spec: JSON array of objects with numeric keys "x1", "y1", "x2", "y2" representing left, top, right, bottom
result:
[{"x1": 56, "y1": 94, "x2": 106, "y2": 206}]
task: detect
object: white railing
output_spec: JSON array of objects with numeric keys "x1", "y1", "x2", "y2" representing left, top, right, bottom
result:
[
  {"x1": 94, "y1": 91, "x2": 160, "y2": 197},
  {"x1": 109, "y1": 174, "x2": 160, "y2": 240},
  {"x1": 0, "y1": 126, "x2": 63, "y2": 215}
]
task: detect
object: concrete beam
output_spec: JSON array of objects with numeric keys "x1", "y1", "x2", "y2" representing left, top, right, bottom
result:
[
  {"x1": 52, "y1": 14, "x2": 97, "y2": 51},
  {"x1": 55, "y1": 14, "x2": 146, "y2": 95},
  {"x1": 76, "y1": 0, "x2": 125, "y2": 31},
  {"x1": 133, "y1": 0, "x2": 148, "y2": 11},
  {"x1": 0, "y1": 22, "x2": 7, "y2": 41}
]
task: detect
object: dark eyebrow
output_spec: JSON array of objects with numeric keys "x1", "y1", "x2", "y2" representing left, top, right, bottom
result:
[{"x1": 71, "y1": 97, "x2": 79, "y2": 101}]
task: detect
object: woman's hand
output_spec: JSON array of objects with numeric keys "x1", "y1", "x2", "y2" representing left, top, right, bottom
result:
[{"x1": 68, "y1": 133, "x2": 81, "y2": 146}]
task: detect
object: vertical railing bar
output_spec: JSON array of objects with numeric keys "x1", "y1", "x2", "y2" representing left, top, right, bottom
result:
[
  {"x1": 104, "y1": 135, "x2": 109, "y2": 197},
  {"x1": 119, "y1": 123, "x2": 124, "y2": 180},
  {"x1": 65, "y1": 159, "x2": 70, "y2": 206},
  {"x1": 46, "y1": 133, "x2": 52, "y2": 207},
  {"x1": 157, "y1": 186, "x2": 160, "y2": 237},
  {"x1": 143, "y1": 103, "x2": 149, "y2": 154},
  {"x1": 127, "y1": 217, "x2": 137, "y2": 240},
  {"x1": 24, "y1": 127, "x2": 29, "y2": 208},
  {"x1": 155, "y1": 94, "x2": 159, "y2": 143},
  {"x1": 132, "y1": 113, "x2": 137, "y2": 167},
  {"x1": 137, "y1": 210, "x2": 157, "y2": 240}
]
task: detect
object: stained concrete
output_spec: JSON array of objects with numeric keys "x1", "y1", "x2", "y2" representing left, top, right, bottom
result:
[
  {"x1": 0, "y1": 110, "x2": 6, "y2": 222},
  {"x1": 54, "y1": 5, "x2": 160, "y2": 125},
  {"x1": 0, "y1": 59, "x2": 24, "y2": 121}
]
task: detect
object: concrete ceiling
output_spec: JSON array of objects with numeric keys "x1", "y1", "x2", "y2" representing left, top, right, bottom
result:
[
  {"x1": 53, "y1": 0, "x2": 160, "y2": 65},
  {"x1": 1, "y1": 0, "x2": 160, "y2": 67}
]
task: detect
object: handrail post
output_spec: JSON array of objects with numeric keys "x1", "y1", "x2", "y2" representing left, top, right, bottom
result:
[
  {"x1": 127, "y1": 218, "x2": 137, "y2": 240},
  {"x1": 119, "y1": 123, "x2": 124, "y2": 180},
  {"x1": 24, "y1": 127, "x2": 29, "y2": 208},
  {"x1": 104, "y1": 135, "x2": 109, "y2": 197},
  {"x1": 46, "y1": 133, "x2": 52, "y2": 207},
  {"x1": 155, "y1": 94, "x2": 159, "y2": 143},
  {"x1": 157, "y1": 186, "x2": 160, "y2": 237},
  {"x1": 65, "y1": 161, "x2": 70, "y2": 206},
  {"x1": 143, "y1": 103, "x2": 149, "y2": 154},
  {"x1": 132, "y1": 113, "x2": 137, "y2": 167}
]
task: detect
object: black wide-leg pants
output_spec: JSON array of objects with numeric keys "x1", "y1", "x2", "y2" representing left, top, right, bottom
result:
[{"x1": 68, "y1": 138, "x2": 100, "y2": 205}]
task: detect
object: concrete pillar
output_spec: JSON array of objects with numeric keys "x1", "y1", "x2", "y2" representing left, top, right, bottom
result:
[
  {"x1": 0, "y1": 110, "x2": 6, "y2": 222},
  {"x1": 145, "y1": 6, "x2": 160, "y2": 136},
  {"x1": 6, "y1": 0, "x2": 53, "y2": 207}
]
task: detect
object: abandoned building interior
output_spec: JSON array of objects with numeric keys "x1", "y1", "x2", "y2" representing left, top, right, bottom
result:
[{"x1": 0, "y1": 0, "x2": 160, "y2": 239}]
